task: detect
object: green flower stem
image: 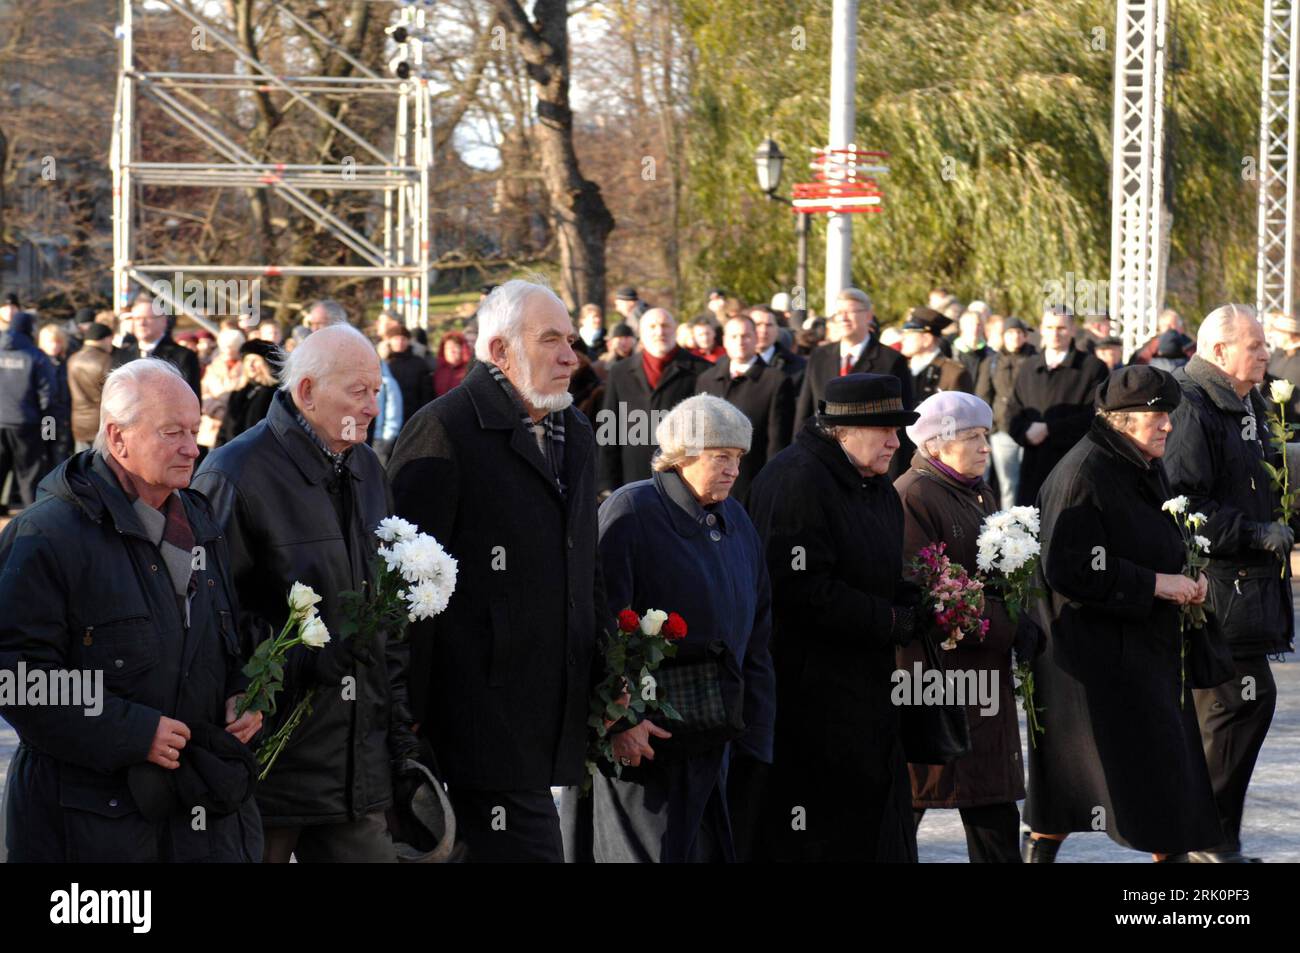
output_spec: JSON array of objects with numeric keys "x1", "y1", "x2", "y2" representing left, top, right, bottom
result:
[{"x1": 255, "y1": 688, "x2": 316, "y2": 781}]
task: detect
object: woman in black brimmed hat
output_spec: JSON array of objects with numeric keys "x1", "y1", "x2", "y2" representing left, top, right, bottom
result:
[
  {"x1": 215, "y1": 339, "x2": 282, "y2": 447},
  {"x1": 1023, "y1": 365, "x2": 1222, "y2": 862},
  {"x1": 748, "y1": 373, "x2": 948, "y2": 862}
]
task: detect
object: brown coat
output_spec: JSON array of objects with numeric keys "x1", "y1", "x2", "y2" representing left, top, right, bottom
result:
[
  {"x1": 66, "y1": 344, "x2": 112, "y2": 443},
  {"x1": 912, "y1": 354, "x2": 974, "y2": 405},
  {"x1": 893, "y1": 452, "x2": 1025, "y2": 809}
]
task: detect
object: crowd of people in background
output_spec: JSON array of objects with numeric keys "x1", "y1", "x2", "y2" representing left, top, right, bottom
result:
[{"x1": 0, "y1": 277, "x2": 1295, "y2": 864}]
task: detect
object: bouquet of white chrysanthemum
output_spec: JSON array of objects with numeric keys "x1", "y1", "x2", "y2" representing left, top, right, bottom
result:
[
  {"x1": 975, "y1": 506, "x2": 1043, "y2": 621},
  {"x1": 976, "y1": 506, "x2": 1045, "y2": 745}
]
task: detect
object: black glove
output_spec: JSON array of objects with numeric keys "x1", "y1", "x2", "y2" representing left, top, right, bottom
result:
[
  {"x1": 313, "y1": 632, "x2": 376, "y2": 685},
  {"x1": 1013, "y1": 614, "x2": 1045, "y2": 666},
  {"x1": 1250, "y1": 520, "x2": 1295, "y2": 557},
  {"x1": 889, "y1": 605, "x2": 945, "y2": 647},
  {"x1": 894, "y1": 579, "x2": 924, "y2": 609}
]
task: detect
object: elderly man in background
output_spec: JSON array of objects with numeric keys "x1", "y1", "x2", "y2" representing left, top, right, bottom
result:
[
  {"x1": 0, "y1": 360, "x2": 263, "y2": 862},
  {"x1": 598, "y1": 307, "x2": 708, "y2": 496},
  {"x1": 388, "y1": 279, "x2": 603, "y2": 862},
  {"x1": 194, "y1": 324, "x2": 417, "y2": 862},
  {"x1": 1164, "y1": 304, "x2": 1295, "y2": 863},
  {"x1": 304, "y1": 299, "x2": 349, "y2": 335},
  {"x1": 111, "y1": 295, "x2": 201, "y2": 396}
]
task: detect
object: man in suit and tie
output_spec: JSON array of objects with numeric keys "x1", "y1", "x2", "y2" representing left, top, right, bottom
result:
[
  {"x1": 794, "y1": 287, "x2": 913, "y2": 433},
  {"x1": 695, "y1": 314, "x2": 795, "y2": 504},
  {"x1": 110, "y1": 294, "x2": 202, "y2": 397},
  {"x1": 597, "y1": 308, "x2": 708, "y2": 495},
  {"x1": 749, "y1": 304, "x2": 807, "y2": 394}
]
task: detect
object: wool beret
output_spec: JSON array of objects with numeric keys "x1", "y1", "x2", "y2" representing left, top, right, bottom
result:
[
  {"x1": 655, "y1": 394, "x2": 752, "y2": 457},
  {"x1": 906, "y1": 391, "x2": 994, "y2": 448},
  {"x1": 1096, "y1": 364, "x2": 1181, "y2": 413}
]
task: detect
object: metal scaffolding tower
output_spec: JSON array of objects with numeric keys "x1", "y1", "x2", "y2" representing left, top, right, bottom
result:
[
  {"x1": 1256, "y1": 0, "x2": 1300, "y2": 319},
  {"x1": 111, "y1": 0, "x2": 432, "y2": 332},
  {"x1": 1109, "y1": 0, "x2": 1169, "y2": 360}
]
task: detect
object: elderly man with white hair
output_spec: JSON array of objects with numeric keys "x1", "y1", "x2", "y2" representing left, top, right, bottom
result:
[
  {"x1": 1162, "y1": 303, "x2": 1295, "y2": 863},
  {"x1": 0, "y1": 359, "x2": 264, "y2": 862},
  {"x1": 387, "y1": 278, "x2": 604, "y2": 862},
  {"x1": 193, "y1": 323, "x2": 419, "y2": 862}
]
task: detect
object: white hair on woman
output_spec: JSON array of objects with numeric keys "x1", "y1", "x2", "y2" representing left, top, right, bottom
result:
[
  {"x1": 279, "y1": 322, "x2": 374, "y2": 394},
  {"x1": 474, "y1": 277, "x2": 567, "y2": 364},
  {"x1": 94, "y1": 358, "x2": 188, "y2": 454},
  {"x1": 1197, "y1": 303, "x2": 1258, "y2": 354}
]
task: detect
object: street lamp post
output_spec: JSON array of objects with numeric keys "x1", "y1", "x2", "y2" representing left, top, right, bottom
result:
[{"x1": 755, "y1": 137, "x2": 809, "y2": 325}]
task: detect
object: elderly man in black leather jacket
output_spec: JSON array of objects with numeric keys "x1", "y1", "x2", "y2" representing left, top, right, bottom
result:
[{"x1": 194, "y1": 323, "x2": 419, "y2": 862}]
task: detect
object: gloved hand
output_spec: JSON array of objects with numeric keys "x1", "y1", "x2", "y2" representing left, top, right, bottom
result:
[
  {"x1": 894, "y1": 579, "x2": 924, "y2": 609},
  {"x1": 1250, "y1": 520, "x2": 1295, "y2": 557},
  {"x1": 889, "y1": 604, "x2": 945, "y2": 647},
  {"x1": 1013, "y1": 614, "x2": 1045, "y2": 666},
  {"x1": 313, "y1": 632, "x2": 376, "y2": 685}
]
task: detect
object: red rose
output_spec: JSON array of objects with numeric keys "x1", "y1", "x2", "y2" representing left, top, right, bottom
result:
[
  {"x1": 617, "y1": 609, "x2": 640, "y2": 633},
  {"x1": 664, "y1": 612, "x2": 688, "y2": 641}
]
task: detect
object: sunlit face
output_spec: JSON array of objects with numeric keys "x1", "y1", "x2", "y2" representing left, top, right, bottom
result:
[
  {"x1": 132, "y1": 301, "x2": 168, "y2": 344},
  {"x1": 1213, "y1": 317, "x2": 1269, "y2": 387},
  {"x1": 1040, "y1": 313, "x2": 1072, "y2": 352},
  {"x1": 1003, "y1": 328, "x2": 1027, "y2": 352},
  {"x1": 307, "y1": 305, "x2": 332, "y2": 333},
  {"x1": 443, "y1": 337, "x2": 464, "y2": 365},
  {"x1": 834, "y1": 297, "x2": 874, "y2": 345},
  {"x1": 959, "y1": 313, "x2": 983, "y2": 343},
  {"x1": 610, "y1": 334, "x2": 635, "y2": 357},
  {"x1": 38, "y1": 327, "x2": 65, "y2": 359},
  {"x1": 932, "y1": 427, "x2": 990, "y2": 478},
  {"x1": 107, "y1": 376, "x2": 202, "y2": 493},
  {"x1": 1120, "y1": 411, "x2": 1172, "y2": 459},
  {"x1": 640, "y1": 309, "x2": 677, "y2": 358},
  {"x1": 723, "y1": 318, "x2": 757, "y2": 365},
  {"x1": 1096, "y1": 345, "x2": 1123, "y2": 370},
  {"x1": 678, "y1": 448, "x2": 744, "y2": 504},
  {"x1": 242, "y1": 353, "x2": 276, "y2": 387},
  {"x1": 692, "y1": 323, "x2": 716, "y2": 352},
  {"x1": 387, "y1": 332, "x2": 410, "y2": 353},
  {"x1": 837, "y1": 425, "x2": 899, "y2": 476},
  {"x1": 494, "y1": 293, "x2": 578, "y2": 414},
  {"x1": 900, "y1": 329, "x2": 934, "y2": 358},
  {"x1": 297, "y1": 339, "x2": 382, "y2": 452},
  {"x1": 751, "y1": 309, "x2": 779, "y2": 351}
]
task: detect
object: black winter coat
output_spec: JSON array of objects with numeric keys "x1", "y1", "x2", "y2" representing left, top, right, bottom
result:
[
  {"x1": 975, "y1": 343, "x2": 1037, "y2": 434},
  {"x1": 1006, "y1": 343, "x2": 1108, "y2": 505},
  {"x1": 215, "y1": 381, "x2": 275, "y2": 448},
  {"x1": 763, "y1": 342, "x2": 808, "y2": 394},
  {"x1": 1025, "y1": 417, "x2": 1222, "y2": 853},
  {"x1": 694, "y1": 356, "x2": 795, "y2": 505},
  {"x1": 793, "y1": 335, "x2": 914, "y2": 432},
  {"x1": 385, "y1": 350, "x2": 435, "y2": 427},
  {"x1": 1163, "y1": 356, "x2": 1295, "y2": 657},
  {"x1": 112, "y1": 335, "x2": 202, "y2": 397},
  {"x1": 597, "y1": 348, "x2": 709, "y2": 493},
  {"x1": 747, "y1": 422, "x2": 918, "y2": 862},
  {"x1": 0, "y1": 452, "x2": 261, "y2": 862},
  {"x1": 193, "y1": 391, "x2": 410, "y2": 826},
  {"x1": 387, "y1": 362, "x2": 604, "y2": 790},
  {"x1": 0, "y1": 316, "x2": 54, "y2": 427}
]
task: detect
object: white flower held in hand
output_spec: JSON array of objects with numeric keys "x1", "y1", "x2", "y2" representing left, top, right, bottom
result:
[
  {"x1": 1271, "y1": 378, "x2": 1295, "y2": 405},
  {"x1": 300, "y1": 615, "x2": 331, "y2": 648},
  {"x1": 1194, "y1": 535, "x2": 1212, "y2": 553},
  {"x1": 1188, "y1": 512, "x2": 1207, "y2": 529},
  {"x1": 376, "y1": 516, "x2": 419, "y2": 544},
  {"x1": 289, "y1": 581, "x2": 323, "y2": 616},
  {"x1": 1162, "y1": 496, "x2": 1189, "y2": 516},
  {"x1": 1008, "y1": 505, "x2": 1040, "y2": 534},
  {"x1": 640, "y1": 608, "x2": 668, "y2": 636}
]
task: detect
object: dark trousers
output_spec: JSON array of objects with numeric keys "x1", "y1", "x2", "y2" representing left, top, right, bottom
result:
[
  {"x1": 448, "y1": 787, "x2": 564, "y2": 863},
  {"x1": 0, "y1": 424, "x2": 44, "y2": 510},
  {"x1": 914, "y1": 803, "x2": 1022, "y2": 863},
  {"x1": 1193, "y1": 654, "x2": 1278, "y2": 853},
  {"x1": 262, "y1": 812, "x2": 396, "y2": 863}
]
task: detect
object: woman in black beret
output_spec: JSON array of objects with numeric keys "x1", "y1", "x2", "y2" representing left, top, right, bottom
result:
[
  {"x1": 1022, "y1": 365, "x2": 1222, "y2": 861},
  {"x1": 215, "y1": 339, "x2": 282, "y2": 447}
]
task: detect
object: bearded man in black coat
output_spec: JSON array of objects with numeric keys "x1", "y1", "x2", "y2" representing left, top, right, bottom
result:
[
  {"x1": 1005, "y1": 307, "x2": 1108, "y2": 505},
  {"x1": 387, "y1": 280, "x2": 604, "y2": 862}
]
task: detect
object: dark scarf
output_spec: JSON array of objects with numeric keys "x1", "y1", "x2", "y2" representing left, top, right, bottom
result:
[
  {"x1": 927, "y1": 454, "x2": 984, "y2": 488},
  {"x1": 285, "y1": 391, "x2": 350, "y2": 475},
  {"x1": 485, "y1": 361, "x2": 567, "y2": 496}
]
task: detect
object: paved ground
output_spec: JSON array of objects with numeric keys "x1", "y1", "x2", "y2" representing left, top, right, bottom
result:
[{"x1": 2, "y1": 513, "x2": 1298, "y2": 862}]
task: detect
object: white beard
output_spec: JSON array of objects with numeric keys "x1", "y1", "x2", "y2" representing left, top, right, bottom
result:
[{"x1": 523, "y1": 386, "x2": 574, "y2": 413}]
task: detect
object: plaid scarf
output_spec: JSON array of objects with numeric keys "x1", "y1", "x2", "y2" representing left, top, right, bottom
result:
[
  {"x1": 486, "y1": 362, "x2": 567, "y2": 495},
  {"x1": 102, "y1": 451, "x2": 198, "y2": 625}
]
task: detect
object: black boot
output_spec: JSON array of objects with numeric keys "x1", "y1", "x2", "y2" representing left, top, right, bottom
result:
[{"x1": 1021, "y1": 833, "x2": 1062, "y2": 863}]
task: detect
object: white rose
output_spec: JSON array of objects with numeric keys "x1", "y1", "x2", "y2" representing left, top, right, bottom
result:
[
  {"x1": 640, "y1": 609, "x2": 668, "y2": 636},
  {"x1": 1161, "y1": 496, "x2": 1188, "y2": 516},
  {"x1": 299, "y1": 615, "x2": 330, "y2": 648},
  {"x1": 1194, "y1": 535, "x2": 1212, "y2": 553},
  {"x1": 1270, "y1": 379, "x2": 1295, "y2": 405},
  {"x1": 288, "y1": 581, "x2": 323, "y2": 616}
]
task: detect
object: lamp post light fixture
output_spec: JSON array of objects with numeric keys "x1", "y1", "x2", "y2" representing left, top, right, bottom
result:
[{"x1": 755, "y1": 136, "x2": 808, "y2": 324}]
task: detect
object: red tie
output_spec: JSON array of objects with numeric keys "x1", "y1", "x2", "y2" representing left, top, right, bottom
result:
[{"x1": 840, "y1": 353, "x2": 853, "y2": 377}]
